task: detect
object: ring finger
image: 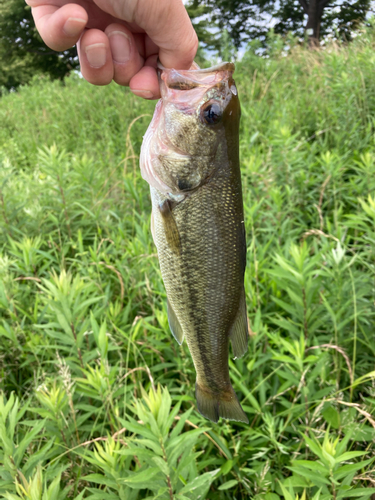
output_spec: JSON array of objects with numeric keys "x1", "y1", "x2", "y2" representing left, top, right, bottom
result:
[{"x1": 78, "y1": 28, "x2": 114, "y2": 85}]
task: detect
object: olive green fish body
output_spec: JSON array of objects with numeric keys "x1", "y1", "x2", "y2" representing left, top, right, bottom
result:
[{"x1": 141, "y1": 62, "x2": 249, "y2": 423}]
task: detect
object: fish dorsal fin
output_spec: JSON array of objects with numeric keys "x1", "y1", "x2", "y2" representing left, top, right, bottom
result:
[
  {"x1": 167, "y1": 298, "x2": 184, "y2": 345},
  {"x1": 229, "y1": 288, "x2": 249, "y2": 359},
  {"x1": 159, "y1": 200, "x2": 181, "y2": 255}
]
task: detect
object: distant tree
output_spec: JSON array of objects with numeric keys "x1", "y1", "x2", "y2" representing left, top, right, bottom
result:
[
  {"x1": 188, "y1": 0, "x2": 372, "y2": 47},
  {"x1": 0, "y1": 0, "x2": 78, "y2": 90}
]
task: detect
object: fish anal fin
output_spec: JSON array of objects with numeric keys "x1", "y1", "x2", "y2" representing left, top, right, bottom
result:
[
  {"x1": 167, "y1": 298, "x2": 184, "y2": 345},
  {"x1": 229, "y1": 288, "x2": 249, "y2": 359},
  {"x1": 159, "y1": 199, "x2": 181, "y2": 255},
  {"x1": 195, "y1": 382, "x2": 248, "y2": 424}
]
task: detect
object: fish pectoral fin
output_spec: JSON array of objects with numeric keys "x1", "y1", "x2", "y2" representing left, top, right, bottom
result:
[
  {"x1": 195, "y1": 382, "x2": 248, "y2": 424},
  {"x1": 167, "y1": 298, "x2": 184, "y2": 345},
  {"x1": 159, "y1": 199, "x2": 181, "y2": 255},
  {"x1": 229, "y1": 288, "x2": 249, "y2": 359}
]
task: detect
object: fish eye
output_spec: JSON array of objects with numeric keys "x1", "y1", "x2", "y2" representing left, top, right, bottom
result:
[{"x1": 201, "y1": 101, "x2": 222, "y2": 125}]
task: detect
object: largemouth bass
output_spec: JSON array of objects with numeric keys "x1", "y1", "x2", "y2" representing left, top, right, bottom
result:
[{"x1": 140, "y1": 61, "x2": 249, "y2": 423}]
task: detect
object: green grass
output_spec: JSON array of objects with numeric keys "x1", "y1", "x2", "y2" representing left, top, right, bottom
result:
[{"x1": 1, "y1": 25, "x2": 375, "y2": 500}]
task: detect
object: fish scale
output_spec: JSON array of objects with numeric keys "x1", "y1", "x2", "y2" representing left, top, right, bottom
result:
[{"x1": 141, "y1": 61, "x2": 249, "y2": 423}]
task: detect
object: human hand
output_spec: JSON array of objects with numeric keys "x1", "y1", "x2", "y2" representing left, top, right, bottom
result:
[{"x1": 25, "y1": 0, "x2": 198, "y2": 99}]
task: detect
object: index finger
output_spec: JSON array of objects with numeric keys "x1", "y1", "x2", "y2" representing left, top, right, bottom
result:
[{"x1": 26, "y1": 2, "x2": 88, "y2": 51}]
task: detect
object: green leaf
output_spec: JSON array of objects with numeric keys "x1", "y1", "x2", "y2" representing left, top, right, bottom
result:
[
  {"x1": 322, "y1": 406, "x2": 340, "y2": 429},
  {"x1": 312, "y1": 489, "x2": 322, "y2": 500},
  {"x1": 335, "y1": 451, "x2": 366, "y2": 463},
  {"x1": 218, "y1": 479, "x2": 238, "y2": 490},
  {"x1": 169, "y1": 407, "x2": 193, "y2": 441},
  {"x1": 220, "y1": 459, "x2": 233, "y2": 476},
  {"x1": 117, "y1": 447, "x2": 155, "y2": 458},
  {"x1": 167, "y1": 428, "x2": 208, "y2": 454},
  {"x1": 83, "y1": 474, "x2": 118, "y2": 488},
  {"x1": 278, "y1": 482, "x2": 295, "y2": 500},
  {"x1": 246, "y1": 393, "x2": 261, "y2": 412},
  {"x1": 352, "y1": 371, "x2": 375, "y2": 388},
  {"x1": 84, "y1": 491, "x2": 120, "y2": 500},
  {"x1": 292, "y1": 460, "x2": 328, "y2": 474},
  {"x1": 207, "y1": 431, "x2": 233, "y2": 460},
  {"x1": 284, "y1": 475, "x2": 309, "y2": 488},
  {"x1": 176, "y1": 451, "x2": 203, "y2": 475},
  {"x1": 179, "y1": 469, "x2": 219, "y2": 494},
  {"x1": 303, "y1": 435, "x2": 324, "y2": 461},
  {"x1": 337, "y1": 488, "x2": 375, "y2": 498},
  {"x1": 123, "y1": 467, "x2": 160, "y2": 485},
  {"x1": 287, "y1": 467, "x2": 331, "y2": 485},
  {"x1": 121, "y1": 419, "x2": 159, "y2": 442},
  {"x1": 73, "y1": 492, "x2": 86, "y2": 500},
  {"x1": 333, "y1": 458, "x2": 373, "y2": 480},
  {"x1": 152, "y1": 456, "x2": 170, "y2": 476},
  {"x1": 14, "y1": 420, "x2": 45, "y2": 465},
  {"x1": 43, "y1": 473, "x2": 61, "y2": 500}
]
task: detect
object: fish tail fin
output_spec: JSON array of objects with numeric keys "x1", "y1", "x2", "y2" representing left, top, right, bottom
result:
[{"x1": 195, "y1": 382, "x2": 248, "y2": 424}]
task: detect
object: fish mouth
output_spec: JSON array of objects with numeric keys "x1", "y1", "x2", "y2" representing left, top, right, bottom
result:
[
  {"x1": 157, "y1": 59, "x2": 235, "y2": 74},
  {"x1": 157, "y1": 60, "x2": 235, "y2": 93}
]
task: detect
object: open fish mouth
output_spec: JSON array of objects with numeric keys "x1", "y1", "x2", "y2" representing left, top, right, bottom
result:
[
  {"x1": 157, "y1": 60, "x2": 236, "y2": 105},
  {"x1": 157, "y1": 59, "x2": 235, "y2": 72},
  {"x1": 157, "y1": 60, "x2": 235, "y2": 89}
]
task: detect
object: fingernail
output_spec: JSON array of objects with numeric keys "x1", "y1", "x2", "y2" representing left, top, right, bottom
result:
[
  {"x1": 85, "y1": 43, "x2": 106, "y2": 68},
  {"x1": 108, "y1": 31, "x2": 131, "y2": 63},
  {"x1": 131, "y1": 89, "x2": 154, "y2": 99},
  {"x1": 63, "y1": 17, "x2": 86, "y2": 37}
]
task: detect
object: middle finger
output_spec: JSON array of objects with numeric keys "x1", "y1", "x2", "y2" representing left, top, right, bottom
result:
[{"x1": 105, "y1": 24, "x2": 144, "y2": 86}]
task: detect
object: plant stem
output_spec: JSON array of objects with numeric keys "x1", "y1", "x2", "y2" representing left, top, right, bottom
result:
[
  {"x1": 71, "y1": 322, "x2": 84, "y2": 371},
  {"x1": 349, "y1": 268, "x2": 357, "y2": 402},
  {"x1": 57, "y1": 173, "x2": 72, "y2": 239},
  {"x1": 160, "y1": 439, "x2": 174, "y2": 500},
  {"x1": 302, "y1": 287, "x2": 308, "y2": 339},
  {"x1": 0, "y1": 189, "x2": 12, "y2": 237}
]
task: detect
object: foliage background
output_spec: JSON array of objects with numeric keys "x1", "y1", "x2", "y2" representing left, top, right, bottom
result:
[
  {"x1": 1, "y1": 0, "x2": 375, "y2": 90},
  {"x1": 0, "y1": 0, "x2": 78, "y2": 90},
  {"x1": 1, "y1": 25, "x2": 375, "y2": 499},
  {"x1": 190, "y1": 0, "x2": 373, "y2": 48}
]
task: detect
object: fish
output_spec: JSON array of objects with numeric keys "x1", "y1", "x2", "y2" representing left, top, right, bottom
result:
[{"x1": 140, "y1": 61, "x2": 249, "y2": 424}]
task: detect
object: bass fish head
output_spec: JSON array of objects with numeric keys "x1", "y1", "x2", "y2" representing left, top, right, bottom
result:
[{"x1": 140, "y1": 62, "x2": 240, "y2": 200}]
